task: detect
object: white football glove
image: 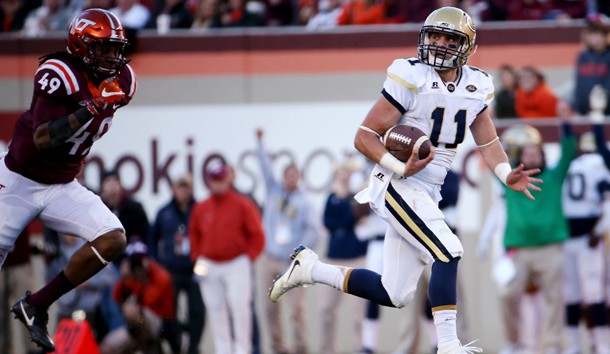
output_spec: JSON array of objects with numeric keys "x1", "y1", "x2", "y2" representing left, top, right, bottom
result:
[{"x1": 589, "y1": 84, "x2": 607, "y2": 123}]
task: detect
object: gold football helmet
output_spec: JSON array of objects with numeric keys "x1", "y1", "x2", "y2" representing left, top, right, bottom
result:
[
  {"x1": 501, "y1": 124, "x2": 542, "y2": 165},
  {"x1": 418, "y1": 7, "x2": 477, "y2": 70}
]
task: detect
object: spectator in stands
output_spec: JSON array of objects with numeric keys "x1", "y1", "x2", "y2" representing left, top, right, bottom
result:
[
  {"x1": 110, "y1": 0, "x2": 152, "y2": 30},
  {"x1": 149, "y1": 173, "x2": 205, "y2": 354},
  {"x1": 0, "y1": 230, "x2": 37, "y2": 354},
  {"x1": 551, "y1": 0, "x2": 586, "y2": 19},
  {"x1": 494, "y1": 64, "x2": 519, "y2": 119},
  {"x1": 306, "y1": 0, "x2": 342, "y2": 29},
  {"x1": 191, "y1": 0, "x2": 223, "y2": 29},
  {"x1": 499, "y1": 119, "x2": 577, "y2": 354},
  {"x1": 264, "y1": 0, "x2": 294, "y2": 25},
  {"x1": 221, "y1": 0, "x2": 265, "y2": 27},
  {"x1": 100, "y1": 170, "x2": 150, "y2": 246},
  {"x1": 320, "y1": 162, "x2": 368, "y2": 354},
  {"x1": 480, "y1": 0, "x2": 509, "y2": 20},
  {"x1": 82, "y1": 0, "x2": 113, "y2": 10},
  {"x1": 337, "y1": 0, "x2": 386, "y2": 25},
  {"x1": 297, "y1": 0, "x2": 315, "y2": 25},
  {"x1": 255, "y1": 128, "x2": 318, "y2": 354},
  {"x1": 515, "y1": 66, "x2": 559, "y2": 118},
  {"x1": 507, "y1": 0, "x2": 553, "y2": 20},
  {"x1": 100, "y1": 240, "x2": 181, "y2": 354},
  {"x1": 22, "y1": 0, "x2": 71, "y2": 36},
  {"x1": 189, "y1": 159, "x2": 265, "y2": 354},
  {"x1": 572, "y1": 14, "x2": 610, "y2": 117},
  {"x1": 0, "y1": 0, "x2": 31, "y2": 32},
  {"x1": 150, "y1": 0, "x2": 193, "y2": 30}
]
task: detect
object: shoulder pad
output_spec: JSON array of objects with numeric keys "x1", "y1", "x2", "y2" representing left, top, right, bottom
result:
[
  {"x1": 386, "y1": 57, "x2": 429, "y2": 94},
  {"x1": 464, "y1": 65, "x2": 495, "y2": 99},
  {"x1": 34, "y1": 58, "x2": 82, "y2": 98},
  {"x1": 120, "y1": 64, "x2": 138, "y2": 100}
]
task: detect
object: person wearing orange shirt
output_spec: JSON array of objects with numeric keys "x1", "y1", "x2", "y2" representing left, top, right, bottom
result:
[
  {"x1": 189, "y1": 159, "x2": 265, "y2": 354},
  {"x1": 100, "y1": 240, "x2": 181, "y2": 354},
  {"x1": 515, "y1": 66, "x2": 559, "y2": 119},
  {"x1": 337, "y1": 0, "x2": 386, "y2": 25}
]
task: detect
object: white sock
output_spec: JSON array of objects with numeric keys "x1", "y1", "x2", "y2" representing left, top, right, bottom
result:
[
  {"x1": 362, "y1": 318, "x2": 379, "y2": 350},
  {"x1": 433, "y1": 309, "x2": 458, "y2": 347},
  {"x1": 311, "y1": 261, "x2": 350, "y2": 291}
]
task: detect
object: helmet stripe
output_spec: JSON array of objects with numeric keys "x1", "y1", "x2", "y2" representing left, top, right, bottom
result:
[
  {"x1": 37, "y1": 60, "x2": 79, "y2": 94},
  {"x1": 104, "y1": 10, "x2": 120, "y2": 29}
]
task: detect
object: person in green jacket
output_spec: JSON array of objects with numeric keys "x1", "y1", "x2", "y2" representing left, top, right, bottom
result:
[{"x1": 500, "y1": 120, "x2": 577, "y2": 354}]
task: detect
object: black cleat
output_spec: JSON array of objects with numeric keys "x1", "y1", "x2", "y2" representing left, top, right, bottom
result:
[{"x1": 11, "y1": 292, "x2": 55, "y2": 352}]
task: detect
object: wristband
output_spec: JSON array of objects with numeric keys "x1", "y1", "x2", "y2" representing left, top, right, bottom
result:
[
  {"x1": 74, "y1": 106, "x2": 95, "y2": 125},
  {"x1": 494, "y1": 162, "x2": 511, "y2": 185},
  {"x1": 48, "y1": 107, "x2": 95, "y2": 147},
  {"x1": 379, "y1": 152, "x2": 406, "y2": 176}
]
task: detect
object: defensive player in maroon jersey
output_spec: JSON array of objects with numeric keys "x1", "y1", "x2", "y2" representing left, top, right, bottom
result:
[{"x1": 0, "y1": 8, "x2": 137, "y2": 352}]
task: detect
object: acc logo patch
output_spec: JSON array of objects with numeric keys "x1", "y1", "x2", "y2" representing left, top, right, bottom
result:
[{"x1": 466, "y1": 85, "x2": 477, "y2": 92}]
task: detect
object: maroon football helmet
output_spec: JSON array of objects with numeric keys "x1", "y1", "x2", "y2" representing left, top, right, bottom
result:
[{"x1": 67, "y1": 8, "x2": 129, "y2": 76}]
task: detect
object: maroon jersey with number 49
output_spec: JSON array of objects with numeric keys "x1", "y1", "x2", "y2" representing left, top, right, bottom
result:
[{"x1": 5, "y1": 53, "x2": 137, "y2": 184}]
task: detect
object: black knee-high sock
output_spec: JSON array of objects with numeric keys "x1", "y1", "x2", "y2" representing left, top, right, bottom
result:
[
  {"x1": 429, "y1": 258, "x2": 458, "y2": 309},
  {"x1": 27, "y1": 271, "x2": 76, "y2": 309},
  {"x1": 345, "y1": 269, "x2": 395, "y2": 307}
]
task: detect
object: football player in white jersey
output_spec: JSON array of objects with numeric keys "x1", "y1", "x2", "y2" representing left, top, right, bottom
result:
[
  {"x1": 562, "y1": 132, "x2": 610, "y2": 354},
  {"x1": 268, "y1": 7, "x2": 542, "y2": 354}
]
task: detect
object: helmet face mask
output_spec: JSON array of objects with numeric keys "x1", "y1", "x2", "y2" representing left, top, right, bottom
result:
[
  {"x1": 68, "y1": 8, "x2": 129, "y2": 76},
  {"x1": 418, "y1": 7, "x2": 477, "y2": 70}
]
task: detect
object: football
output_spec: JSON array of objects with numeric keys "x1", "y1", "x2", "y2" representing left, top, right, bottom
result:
[{"x1": 383, "y1": 125, "x2": 432, "y2": 162}]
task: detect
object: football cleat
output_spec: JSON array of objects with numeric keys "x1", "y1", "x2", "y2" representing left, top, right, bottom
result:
[
  {"x1": 269, "y1": 245, "x2": 318, "y2": 303},
  {"x1": 11, "y1": 292, "x2": 55, "y2": 352},
  {"x1": 437, "y1": 340, "x2": 482, "y2": 354}
]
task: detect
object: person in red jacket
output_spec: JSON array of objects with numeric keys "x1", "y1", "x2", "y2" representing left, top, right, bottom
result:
[
  {"x1": 337, "y1": 0, "x2": 386, "y2": 25},
  {"x1": 515, "y1": 66, "x2": 559, "y2": 119},
  {"x1": 189, "y1": 159, "x2": 265, "y2": 354},
  {"x1": 99, "y1": 240, "x2": 181, "y2": 354}
]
